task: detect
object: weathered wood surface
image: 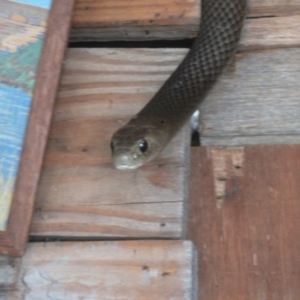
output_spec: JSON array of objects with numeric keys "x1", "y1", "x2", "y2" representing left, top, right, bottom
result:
[
  {"x1": 71, "y1": 0, "x2": 200, "y2": 41},
  {"x1": 71, "y1": 0, "x2": 300, "y2": 49},
  {"x1": 240, "y1": 15, "x2": 300, "y2": 51},
  {"x1": 0, "y1": 240, "x2": 198, "y2": 299},
  {"x1": 249, "y1": 0, "x2": 300, "y2": 17},
  {"x1": 200, "y1": 47, "x2": 300, "y2": 146},
  {"x1": 188, "y1": 146, "x2": 300, "y2": 300},
  {"x1": 31, "y1": 48, "x2": 190, "y2": 239},
  {"x1": 0, "y1": 0, "x2": 75, "y2": 257}
]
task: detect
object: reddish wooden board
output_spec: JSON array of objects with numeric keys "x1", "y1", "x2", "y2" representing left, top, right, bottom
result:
[
  {"x1": 188, "y1": 146, "x2": 300, "y2": 299},
  {"x1": 0, "y1": 0, "x2": 75, "y2": 257}
]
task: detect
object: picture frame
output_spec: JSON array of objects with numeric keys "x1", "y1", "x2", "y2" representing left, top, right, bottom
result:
[{"x1": 0, "y1": 0, "x2": 75, "y2": 256}]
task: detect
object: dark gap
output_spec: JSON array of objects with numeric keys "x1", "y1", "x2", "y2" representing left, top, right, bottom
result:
[
  {"x1": 69, "y1": 39, "x2": 194, "y2": 49},
  {"x1": 191, "y1": 131, "x2": 200, "y2": 147},
  {"x1": 246, "y1": 15, "x2": 276, "y2": 19},
  {"x1": 29, "y1": 236, "x2": 177, "y2": 242}
]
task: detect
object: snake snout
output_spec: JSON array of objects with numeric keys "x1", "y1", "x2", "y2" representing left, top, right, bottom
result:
[{"x1": 113, "y1": 153, "x2": 139, "y2": 170}]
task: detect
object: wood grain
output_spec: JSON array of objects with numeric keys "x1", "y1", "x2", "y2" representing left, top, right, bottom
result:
[
  {"x1": 32, "y1": 45, "x2": 300, "y2": 237},
  {"x1": 70, "y1": 0, "x2": 300, "y2": 50},
  {"x1": 0, "y1": 240, "x2": 197, "y2": 300},
  {"x1": 200, "y1": 47, "x2": 300, "y2": 146},
  {"x1": 188, "y1": 146, "x2": 300, "y2": 300},
  {"x1": 249, "y1": 0, "x2": 300, "y2": 17},
  {"x1": 31, "y1": 48, "x2": 190, "y2": 239},
  {"x1": 241, "y1": 15, "x2": 300, "y2": 51},
  {"x1": 0, "y1": 0, "x2": 75, "y2": 257}
]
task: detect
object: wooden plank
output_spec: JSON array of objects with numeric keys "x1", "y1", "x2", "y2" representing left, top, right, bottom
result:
[
  {"x1": 200, "y1": 47, "x2": 300, "y2": 146},
  {"x1": 30, "y1": 48, "x2": 190, "y2": 239},
  {"x1": 70, "y1": 0, "x2": 300, "y2": 50},
  {"x1": 71, "y1": 0, "x2": 200, "y2": 41},
  {"x1": 188, "y1": 146, "x2": 300, "y2": 300},
  {"x1": 249, "y1": 0, "x2": 300, "y2": 17},
  {"x1": 241, "y1": 15, "x2": 300, "y2": 51},
  {"x1": 0, "y1": 0, "x2": 75, "y2": 256},
  {"x1": 0, "y1": 240, "x2": 197, "y2": 300}
]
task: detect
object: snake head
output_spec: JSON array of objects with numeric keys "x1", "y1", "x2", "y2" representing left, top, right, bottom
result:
[{"x1": 111, "y1": 124, "x2": 168, "y2": 170}]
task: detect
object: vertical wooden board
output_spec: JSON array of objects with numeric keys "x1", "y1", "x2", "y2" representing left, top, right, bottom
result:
[
  {"x1": 0, "y1": 240, "x2": 197, "y2": 300},
  {"x1": 31, "y1": 48, "x2": 191, "y2": 239},
  {"x1": 188, "y1": 146, "x2": 300, "y2": 300}
]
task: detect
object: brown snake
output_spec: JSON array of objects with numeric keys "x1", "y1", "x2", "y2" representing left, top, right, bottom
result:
[{"x1": 111, "y1": 0, "x2": 247, "y2": 170}]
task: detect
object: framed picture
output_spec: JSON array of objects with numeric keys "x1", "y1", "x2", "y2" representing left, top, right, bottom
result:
[{"x1": 0, "y1": 0, "x2": 75, "y2": 256}]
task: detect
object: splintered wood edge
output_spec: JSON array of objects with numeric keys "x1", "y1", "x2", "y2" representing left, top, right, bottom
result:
[
  {"x1": 0, "y1": 240, "x2": 198, "y2": 300},
  {"x1": 188, "y1": 145, "x2": 300, "y2": 298},
  {"x1": 0, "y1": 0, "x2": 75, "y2": 257}
]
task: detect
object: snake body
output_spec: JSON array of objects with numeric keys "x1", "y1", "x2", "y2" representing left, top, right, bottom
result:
[{"x1": 111, "y1": 0, "x2": 247, "y2": 170}]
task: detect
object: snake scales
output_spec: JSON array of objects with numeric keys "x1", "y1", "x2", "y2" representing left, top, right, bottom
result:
[{"x1": 111, "y1": 0, "x2": 247, "y2": 170}]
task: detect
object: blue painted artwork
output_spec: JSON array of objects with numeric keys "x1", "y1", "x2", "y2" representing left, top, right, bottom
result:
[
  {"x1": 12, "y1": 0, "x2": 52, "y2": 9},
  {"x1": 0, "y1": 0, "x2": 52, "y2": 230}
]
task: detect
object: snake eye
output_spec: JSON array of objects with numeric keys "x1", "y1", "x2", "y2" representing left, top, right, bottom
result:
[{"x1": 139, "y1": 140, "x2": 148, "y2": 153}]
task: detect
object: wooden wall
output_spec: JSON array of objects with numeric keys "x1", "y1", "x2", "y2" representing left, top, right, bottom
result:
[{"x1": 1, "y1": 0, "x2": 299, "y2": 298}]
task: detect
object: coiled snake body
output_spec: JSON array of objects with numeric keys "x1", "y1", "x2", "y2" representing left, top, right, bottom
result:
[{"x1": 111, "y1": 0, "x2": 247, "y2": 170}]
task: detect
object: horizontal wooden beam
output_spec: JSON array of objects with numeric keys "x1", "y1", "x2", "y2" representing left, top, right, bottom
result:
[
  {"x1": 70, "y1": 0, "x2": 300, "y2": 50},
  {"x1": 0, "y1": 240, "x2": 197, "y2": 299},
  {"x1": 241, "y1": 15, "x2": 300, "y2": 51},
  {"x1": 249, "y1": 0, "x2": 300, "y2": 17}
]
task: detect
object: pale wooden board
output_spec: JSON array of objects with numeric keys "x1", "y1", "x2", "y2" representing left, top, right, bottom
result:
[
  {"x1": 70, "y1": 0, "x2": 300, "y2": 49},
  {"x1": 0, "y1": 240, "x2": 198, "y2": 300},
  {"x1": 31, "y1": 48, "x2": 190, "y2": 239},
  {"x1": 249, "y1": 0, "x2": 300, "y2": 16},
  {"x1": 240, "y1": 15, "x2": 300, "y2": 51},
  {"x1": 200, "y1": 47, "x2": 300, "y2": 146}
]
